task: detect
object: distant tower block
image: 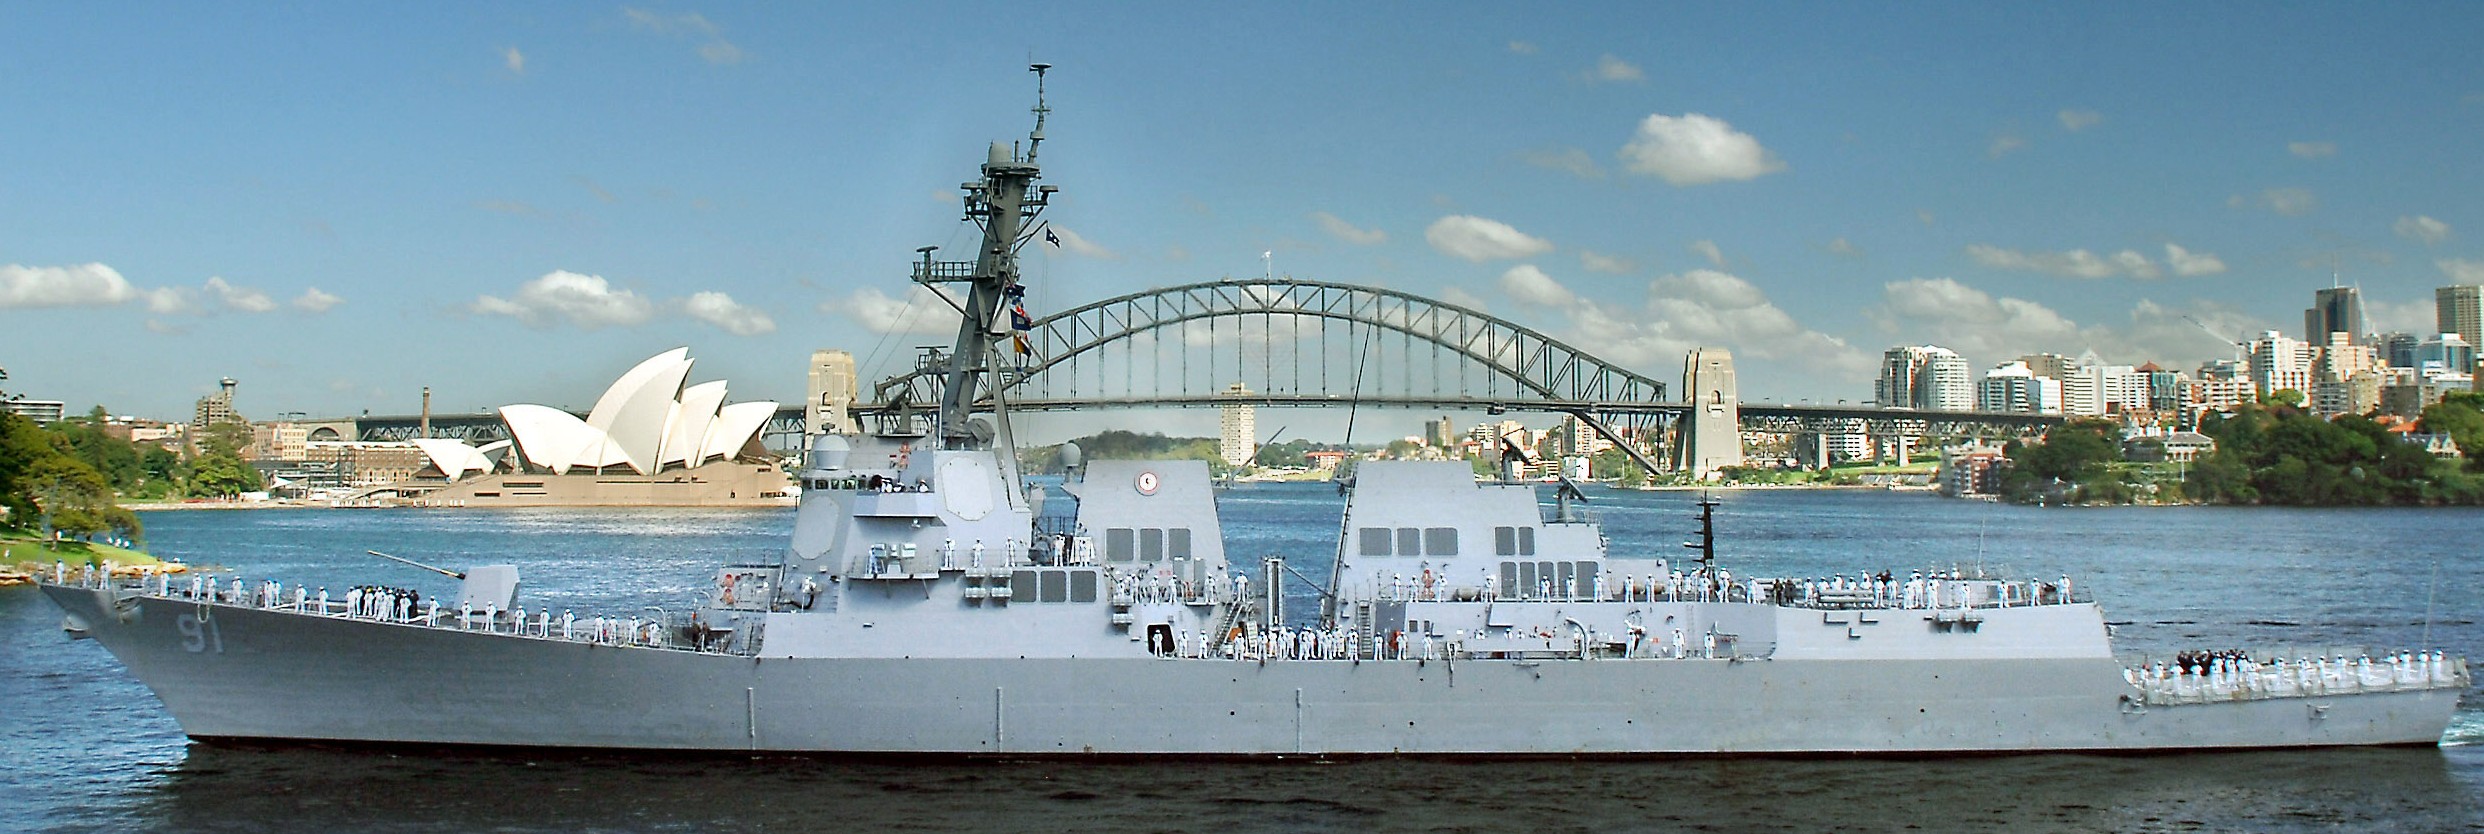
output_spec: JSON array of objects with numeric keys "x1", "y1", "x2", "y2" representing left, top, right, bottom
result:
[
  {"x1": 1218, "y1": 382, "x2": 1257, "y2": 467},
  {"x1": 1672, "y1": 347, "x2": 1742, "y2": 479},
  {"x1": 807, "y1": 350, "x2": 860, "y2": 435}
]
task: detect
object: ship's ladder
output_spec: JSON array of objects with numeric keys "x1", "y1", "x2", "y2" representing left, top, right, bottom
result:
[{"x1": 1206, "y1": 598, "x2": 1248, "y2": 652}]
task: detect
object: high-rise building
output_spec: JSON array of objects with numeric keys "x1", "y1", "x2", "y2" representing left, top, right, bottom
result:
[
  {"x1": 2377, "y1": 332, "x2": 2421, "y2": 369},
  {"x1": 1875, "y1": 346, "x2": 1925, "y2": 408},
  {"x1": 1217, "y1": 382, "x2": 1256, "y2": 467},
  {"x1": 2246, "y1": 331, "x2": 2314, "y2": 401},
  {"x1": 1921, "y1": 348, "x2": 1973, "y2": 411},
  {"x1": 2418, "y1": 333, "x2": 2476, "y2": 379},
  {"x1": 1875, "y1": 345, "x2": 1971, "y2": 411},
  {"x1": 2304, "y1": 286, "x2": 2363, "y2": 345},
  {"x1": 2136, "y1": 363, "x2": 2185, "y2": 412},
  {"x1": 2438, "y1": 285, "x2": 2484, "y2": 351},
  {"x1": 191, "y1": 377, "x2": 245, "y2": 451},
  {"x1": 1423, "y1": 415, "x2": 1457, "y2": 449},
  {"x1": 1977, "y1": 361, "x2": 2062, "y2": 414}
]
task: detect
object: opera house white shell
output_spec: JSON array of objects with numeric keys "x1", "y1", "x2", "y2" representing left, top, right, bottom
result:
[{"x1": 412, "y1": 348, "x2": 779, "y2": 480}]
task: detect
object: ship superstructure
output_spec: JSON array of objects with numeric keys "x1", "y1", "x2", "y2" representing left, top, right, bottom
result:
[{"x1": 41, "y1": 69, "x2": 2468, "y2": 756}]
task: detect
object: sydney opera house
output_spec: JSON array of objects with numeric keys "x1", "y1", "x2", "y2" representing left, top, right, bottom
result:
[{"x1": 397, "y1": 348, "x2": 793, "y2": 506}]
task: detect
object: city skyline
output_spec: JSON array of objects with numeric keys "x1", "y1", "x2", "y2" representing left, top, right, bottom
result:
[{"x1": 6, "y1": 4, "x2": 2484, "y2": 440}]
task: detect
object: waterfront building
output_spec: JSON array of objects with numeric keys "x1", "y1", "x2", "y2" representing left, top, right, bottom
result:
[
  {"x1": 2305, "y1": 285, "x2": 2363, "y2": 345},
  {"x1": 1977, "y1": 361, "x2": 2062, "y2": 414},
  {"x1": 1423, "y1": 415, "x2": 1457, "y2": 449},
  {"x1": 0, "y1": 399, "x2": 65, "y2": 425},
  {"x1": 2247, "y1": 331, "x2": 2315, "y2": 401},
  {"x1": 1937, "y1": 446, "x2": 2006, "y2": 496},
  {"x1": 1218, "y1": 382, "x2": 1256, "y2": 467},
  {"x1": 2438, "y1": 284, "x2": 2483, "y2": 350}
]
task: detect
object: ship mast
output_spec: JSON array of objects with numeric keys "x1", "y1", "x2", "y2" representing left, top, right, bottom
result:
[{"x1": 921, "y1": 64, "x2": 1057, "y2": 507}]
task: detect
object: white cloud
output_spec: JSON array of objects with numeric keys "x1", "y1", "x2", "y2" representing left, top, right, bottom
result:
[
  {"x1": 1874, "y1": 277, "x2": 2082, "y2": 360},
  {"x1": 471, "y1": 270, "x2": 655, "y2": 329},
  {"x1": 1689, "y1": 239, "x2": 1726, "y2": 267},
  {"x1": 1965, "y1": 244, "x2": 2174, "y2": 279},
  {"x1": 1619, "y1": 113, "x2": 1786, "y2": 186},
  {"x1": 1579, "y1": 250, "x2": 1635, "y2": 274},
  {"x1": 1873, "y1": 278, "x2": 2268, "y2": 370},
  {"x1": 203, "y1": 276, "x2": 276, "y2": 313},
  {"x1": 2057, "y1": 109, "x2": 2102, "y2": 131},
  {"x1": 1498, "y1": 264, "x2": 1575, "y2": 307},
  {"x1": 682, "y1": 291, "x2": 775, "y2": 335},
  {"x1": 2162, "y1": 244, "x2": 2226, "y2": 276},
  {"x1": 1590, "y1": 54, "x2": 1644, "y2": 82},
  {"x1": 0, "y1": 263, "x2": 138, "y2": 308},
  {"x1": 821, "y1": 286, "x2": 956, "y2": 335},
  {"x1": 144, "y1": 287, "x2": 193, "y2": 314},
  {"x1": 1507, "y1": 40, "x2": 1538, "y2": 55},
  {"x1": 1521, "y1": 147, "x2": 1603, "y2": 180},
  {"x1": 1987, "y1": 134, "x2": 2027, "y2": 158},
  {"x1": 2288, "y1": 141, "x2": 2336, "y2": 159},
  {"x1": 1311, "y1": 211, "x2": 1386, "y2": 245},
  {"x1": 2228, "y1": 187, "x2": 2316, "y2": 216},
  {"x1": 292, "y1": 287, "x2": 344, "y2": 313},
  {"x1": 622, "y1": 7, "x2": 743, "y2": 65},
  {"x1": 1425, "y1": 215, "x2": 1553, "y2": 262},
  {"x1": 503, "y1": 46, "x2": 525, "y2": 74},
  {"x1": 1494, "y1": 265, "x2": 1866, "y2": 375},
  {"x1": 2396, "y1": 215, "x2": 2451, "y2": 245},
  {"x1": 1044, "y1": 226, "x2": 1119, "y2": 259},
  {"x1": 2441, "y1": 258, "x2": 2484, "y2": 284},
  {"x1": 1825, "y1": 237, "x2": 1861, "y2": 258}
]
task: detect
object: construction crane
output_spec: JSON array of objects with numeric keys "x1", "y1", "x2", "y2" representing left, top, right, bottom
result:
[{"x1": 2184, "y1": 315, "x2": 2248, "y2": 364}]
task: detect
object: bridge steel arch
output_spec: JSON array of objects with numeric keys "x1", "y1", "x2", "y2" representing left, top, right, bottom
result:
[{"x1": 865, "y1": 278, "x2": 1670, "y2": 414}]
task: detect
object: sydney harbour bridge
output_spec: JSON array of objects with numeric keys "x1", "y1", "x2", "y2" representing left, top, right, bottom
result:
[{"x1": 323, "y1": 278, "x2": 2059, "y2": 472}]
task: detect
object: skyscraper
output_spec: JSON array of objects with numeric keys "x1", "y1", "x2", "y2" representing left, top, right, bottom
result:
[
  {"x1": 2439, "y1": 284, "x2": 2484, "y2": 352},
  {"x1": 2304, "y1": 286, "x2": 2362, "y2": 344},
  {"x1": 1876, "y1": 345, "x2": 1971, "y2": 411},
  {"x1": 2247, "y1": 331, "x2": 2315, "y2": 400}
]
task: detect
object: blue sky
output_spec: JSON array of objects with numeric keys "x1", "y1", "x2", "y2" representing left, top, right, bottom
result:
[{"x1": 5, "y1": 3, "x2": 2481, "y2": 441}]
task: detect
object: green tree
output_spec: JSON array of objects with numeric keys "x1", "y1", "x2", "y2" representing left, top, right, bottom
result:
[{"x1": 2420, "y1": 393, "x2": 2484, "y2": 472}]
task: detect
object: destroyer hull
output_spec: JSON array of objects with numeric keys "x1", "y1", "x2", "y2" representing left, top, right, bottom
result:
[{"x1": 51, "y1": 586, "x2": 2459, "y2": 755}]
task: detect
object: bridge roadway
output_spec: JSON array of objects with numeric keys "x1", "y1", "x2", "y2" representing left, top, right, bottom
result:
[{"x1": 330, "y1": 399, "x2": 2057, "y2": 444}]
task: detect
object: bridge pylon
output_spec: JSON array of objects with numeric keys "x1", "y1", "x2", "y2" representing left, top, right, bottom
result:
[{"x1": 1672, "y1": 347, "x2": 1742, "y2": 479}]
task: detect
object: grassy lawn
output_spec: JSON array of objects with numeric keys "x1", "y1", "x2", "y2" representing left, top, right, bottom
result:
[{"x1": 0, "y1": 528, "x2": 161, "y2": 568}]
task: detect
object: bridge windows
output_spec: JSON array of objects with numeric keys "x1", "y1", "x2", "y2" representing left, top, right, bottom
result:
[
  {"x1": 1498, "y1": 560, "x2": 1597, "y2": 600},
  {"x1": 1360, "y1": 526, "x2": 1459, "y2": 557},
  {"x1": 1007, "y1": 568, "x2": 1100, "y2": 603},
  {"x1": 1493, "y1": 526, "x2": 1536, "y2": 556},
  {"x1": 1105, "y1": 527, "x2": 1192, "y2": 563}
]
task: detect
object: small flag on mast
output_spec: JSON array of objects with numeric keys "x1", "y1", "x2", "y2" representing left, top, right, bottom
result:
[{"x1": 1045, "y1": 229, "x2": 1061, "y2": 248}]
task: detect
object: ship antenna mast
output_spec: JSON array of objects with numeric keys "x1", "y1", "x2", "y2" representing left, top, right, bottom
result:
[
  {"x1": 921, "y1": 65, "x2": 1058, "y2": 511},
  {"x1": 1685, "y1": 493, "x2": 1718, "y2": 575},
  {"x1": 1026, "y1": 62, "x2": 1051, "y2": 163}
]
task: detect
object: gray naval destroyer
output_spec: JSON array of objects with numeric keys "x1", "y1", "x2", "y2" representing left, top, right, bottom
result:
[{"x1": 44, "y1": 68, "x2": 2468, "y2": 756}]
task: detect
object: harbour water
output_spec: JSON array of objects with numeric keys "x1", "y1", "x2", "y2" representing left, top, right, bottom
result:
[{"x1": 5, "y1": 485, "x2": 2481, "y2": 833}]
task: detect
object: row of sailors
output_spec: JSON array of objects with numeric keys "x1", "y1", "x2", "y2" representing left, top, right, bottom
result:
[
  {"x1": 1148, "y1": 625, "x2": 1722, "y2": 662},
  {"x1": 2125, "y1": 651, "x2": 2466, "y2": 701},
  {"x1": 1112, "y1": 572, "x2": 1224, "y2": 606},
  {"x1": 153, "y1": 572, "x2": 688, "y2": 650},
  {"x1": 1357, "y1": 564, "x2": 2073, "y2": 611}
]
